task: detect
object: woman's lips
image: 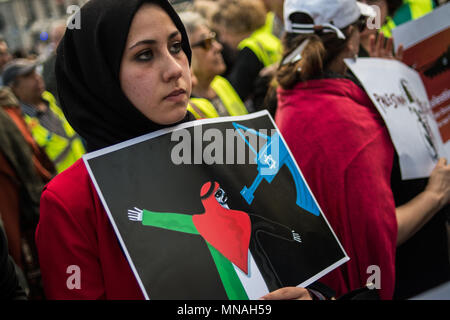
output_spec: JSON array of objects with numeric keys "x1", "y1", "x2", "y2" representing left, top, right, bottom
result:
[{"x1": 164, "y1": 89, "x2": 187, "y2": 102}]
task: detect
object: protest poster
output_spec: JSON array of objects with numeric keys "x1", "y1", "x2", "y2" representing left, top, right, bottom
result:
[
  {"x1": 392, "y1": 3, "x2": 450, "y2": 157},
  {"x1": 83, "y1": 111, "x2": 348, "y2": 300},
  {"x1": 345, "y1": 57, "x2": 445, "y2": 179}
]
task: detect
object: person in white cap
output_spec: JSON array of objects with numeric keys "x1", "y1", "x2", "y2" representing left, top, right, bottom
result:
[{"x1": 275, "y1": 0, "x2": 450, "y2": 300}]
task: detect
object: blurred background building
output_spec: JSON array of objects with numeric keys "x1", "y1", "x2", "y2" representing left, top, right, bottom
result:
[{"x1": 0, "y1": 0, "x2": 89, "y2": 55}]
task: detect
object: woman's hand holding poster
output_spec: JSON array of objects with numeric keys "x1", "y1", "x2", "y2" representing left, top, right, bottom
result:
[{"x1": 83, "y1": 111, "x2": 348, "y2": 300}]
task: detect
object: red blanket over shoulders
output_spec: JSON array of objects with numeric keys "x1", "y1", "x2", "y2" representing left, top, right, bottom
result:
[{"x1": 276, "y1": 78, "x2": 397, "y2": 299}]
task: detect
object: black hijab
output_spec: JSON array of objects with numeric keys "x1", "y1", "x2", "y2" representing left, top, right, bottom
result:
[{"x1": 56, "y1": 0, "x2": 194, "y2": 151}]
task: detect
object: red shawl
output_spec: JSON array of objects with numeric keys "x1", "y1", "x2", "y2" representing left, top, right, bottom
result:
[{"x1": 276, "y1": 78, "x2": 397, "y2": 299}]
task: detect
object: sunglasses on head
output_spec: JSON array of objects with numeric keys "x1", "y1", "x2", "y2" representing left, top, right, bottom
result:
[{"x1": 191, "y1": 32, "x2": 217, "y2": 50}]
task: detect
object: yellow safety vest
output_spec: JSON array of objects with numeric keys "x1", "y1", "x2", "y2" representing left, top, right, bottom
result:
[
  {"x1": 262, "y1": 12, "x2": 275, "y2": 36},
  {"x1": 24, "y1": 91, "x2": 85, "y2": 173},
  {"x1": 237, "y1": 25, "x2": 282, "y2": 67},
  {"x1": 210, "y1": 76, "x2": 248, "y2": 116},
  {"x1": 188, "y1": 98, "x2": 219, "y2": 119},
  {"x1": 188, "y1": 76, "x2": 248, "y2": 119},
  {"x1": 382, "y1": 0, "x2": 435, "y2": 38}
]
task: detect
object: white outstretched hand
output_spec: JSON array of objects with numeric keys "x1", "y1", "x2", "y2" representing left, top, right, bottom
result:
[
  {"x1": 128, "y1": 207, "x2": 143, "y2": 221},
  {"x1": 292, "y1": 231, "x2": 302, "y2": 243}
]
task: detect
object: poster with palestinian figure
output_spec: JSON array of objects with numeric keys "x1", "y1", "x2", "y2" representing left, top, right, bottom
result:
[
  {"x1": 392, "y1": 3, "x2": 450, "y2": 157},
  {"x1": 345, "y1": 57, "x2": 446, "y2": 180},
  {"x1": 84, "y1": 111, "x2": 348, "y2": 300}
]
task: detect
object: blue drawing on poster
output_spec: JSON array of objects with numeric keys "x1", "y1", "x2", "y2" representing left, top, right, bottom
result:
[{"x1": 233, "y1": 122, "x2": 320, "y2": 216}]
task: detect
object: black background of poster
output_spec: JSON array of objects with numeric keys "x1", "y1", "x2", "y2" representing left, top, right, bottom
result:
[{"x1": 86, "y1": 115, "x2": 346, "y2": 299}]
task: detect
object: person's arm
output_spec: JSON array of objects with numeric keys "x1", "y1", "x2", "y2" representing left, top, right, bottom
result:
[
  {"x1": 259, "y1": 286, "x2": 312, "y2": 300},
  {"x1": 128, "y1": 207, "x2": 199, "y2": 234},
  {"x1": 259, "y1": 281, "x2": 339, "y2": 300},
  {"x1": 36, "y1": 188, "x2": 106, "y2": 299},
  {"x1": 396, "y1": 157, "x2": 450, "y2": 246}
]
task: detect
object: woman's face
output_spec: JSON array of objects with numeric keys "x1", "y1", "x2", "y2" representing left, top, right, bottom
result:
[
  {"x1": 190, "y1": 25, "x2": 226, "y2": 81},
  {"x1": 120, "y1": 4, "x2": 191, "y2": 125}
]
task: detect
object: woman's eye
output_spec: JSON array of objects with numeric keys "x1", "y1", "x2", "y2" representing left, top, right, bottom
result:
[
  {"x1": 136, "y1": 50, "x2": 153, "y2": 61},
  {"x1": 170, "y1": 41, "x2": 183, "y2": 54}
]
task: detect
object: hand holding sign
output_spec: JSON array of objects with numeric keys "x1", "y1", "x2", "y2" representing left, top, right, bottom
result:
[
  {"x1": 425, "y1": 157, "x2": 450, "y2": 207},
  {"x1": 260, "y1": 286, "x2": 313, "y2": 300},
  {"x1": 368, "y1": 33, "x2": 404, "y2": 61}
]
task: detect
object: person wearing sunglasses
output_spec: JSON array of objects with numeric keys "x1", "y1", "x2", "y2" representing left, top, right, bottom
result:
[{"x1": 180, "y1": 11, "x2": 248, "y2": 119}]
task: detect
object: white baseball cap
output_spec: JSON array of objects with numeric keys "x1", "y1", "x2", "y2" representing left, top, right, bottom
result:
[{"x1": 284, "y1": 0, "x2": 376, "y2": 40}]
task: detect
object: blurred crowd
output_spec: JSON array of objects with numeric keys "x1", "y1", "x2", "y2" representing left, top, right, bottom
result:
[{"x1": 0, "y1": 0, "x2": 449, "y2": 300}]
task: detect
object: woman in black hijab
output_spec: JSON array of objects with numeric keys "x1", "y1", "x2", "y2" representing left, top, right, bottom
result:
[
  {"x1": 36, "y1": 0, "x2": 319, "y2": 300},
  {"x1": 36, "y1": 0, "x2": 196, "y2": 299},
  {"x1": 56, "y1": 0, "x2": 194, "y2": 152}
]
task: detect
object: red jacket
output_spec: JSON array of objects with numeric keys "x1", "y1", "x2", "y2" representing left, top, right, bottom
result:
[
  {"x1": 276, "y1": 78, "x2": 397, "y2": 299},
  {"x1": 36, "y1": 159, "x2": 144, "y2": 299}
]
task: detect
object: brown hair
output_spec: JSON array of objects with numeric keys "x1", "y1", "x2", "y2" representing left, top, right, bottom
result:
[
  {"x1": 212, "y1": 0, "x2": 266, "y2": 35},
  {"x1": 276, "y1": 24, "x2": 357, "y2": 89}
]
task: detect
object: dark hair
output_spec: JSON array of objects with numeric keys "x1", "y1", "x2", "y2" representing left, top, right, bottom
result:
[
  {"x1": 55, "y1": 0, "x2": 194, "y2": 151},
  {"x1": 276, "y1": 13, "x2": 357, "y2": 89},
  {"x1": 387, "y1": 0, "x2": 403, "y2": 16}
]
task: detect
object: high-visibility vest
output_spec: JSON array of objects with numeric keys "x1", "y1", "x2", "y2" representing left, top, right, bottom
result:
[
  {"x1": 382, "y1": 0, "x2": 435, "y2": 38},
  {"x1": 237, "y1": 25, "x2": 282, "y2": 67},
  {"x1": 262, "y1": 12, "x2": 275, "y2": 36},
  {"x1": 188, "y1": 76, "x2": 248, "y2": 119},
  {"x1": 188, "y1": 98, "x2": 219, "y2": 119},
  {"x1": 210, "y1": 76, "x2": 248, "y2": 116},
  {"x1": 23, "y1": 91, "x2": 85, "y2": 173}
]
